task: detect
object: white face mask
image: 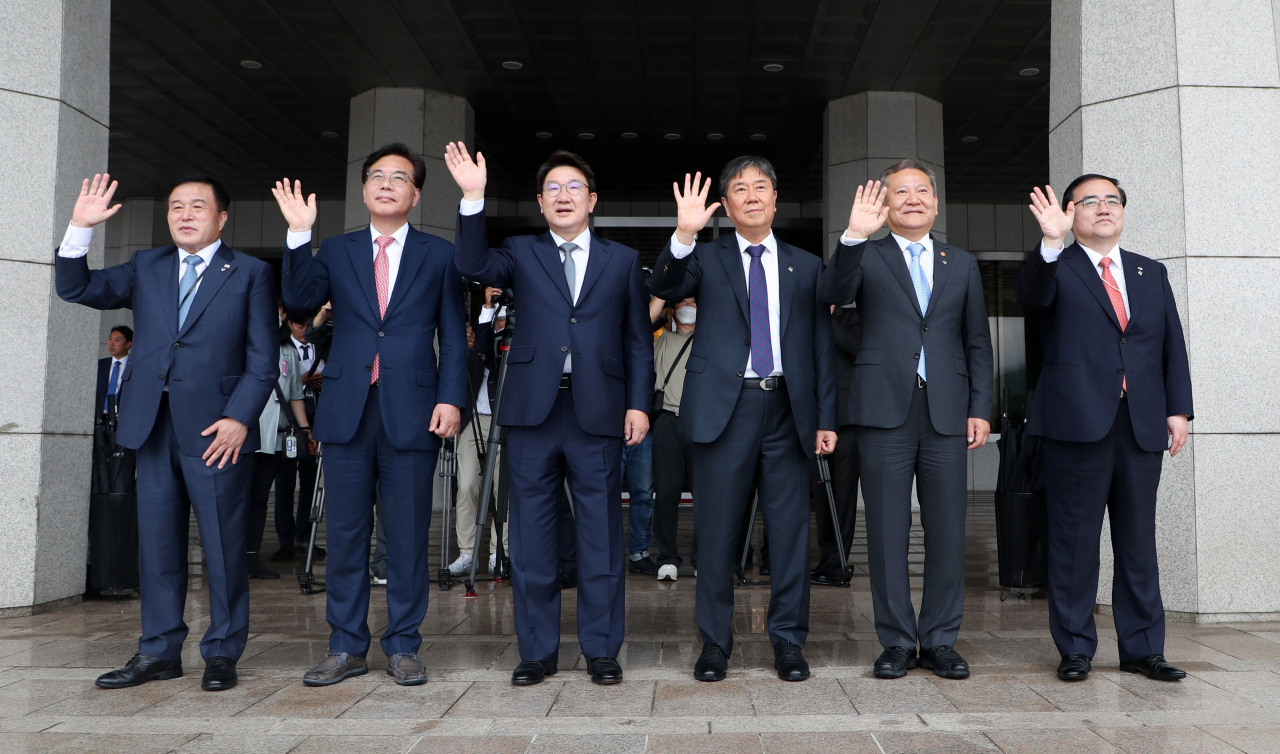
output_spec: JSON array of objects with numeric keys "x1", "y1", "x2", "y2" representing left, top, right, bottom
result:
[{"x1": 675, "y1": 306, "x2": 697, "y2": 325}]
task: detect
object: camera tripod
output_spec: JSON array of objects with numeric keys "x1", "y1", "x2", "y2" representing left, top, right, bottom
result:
[{"x1": 298, "y1": 442, "x2": 326, "y2": 595}]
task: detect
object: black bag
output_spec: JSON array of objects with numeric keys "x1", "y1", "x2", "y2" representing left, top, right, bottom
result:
[
  {"x1": 994, "y1": 410, "x2": 1049, "y2": 589},
  {"x1": 88, "y1": 400, "x2": 140, "y2": 593},
  {"x1": 651, "y1": 334, "x2": 693, "y2": 421}
]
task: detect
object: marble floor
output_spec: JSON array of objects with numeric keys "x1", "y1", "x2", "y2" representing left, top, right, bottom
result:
[{"x1": 4, "y1": 500, "x2": 1280, "y2": 753}]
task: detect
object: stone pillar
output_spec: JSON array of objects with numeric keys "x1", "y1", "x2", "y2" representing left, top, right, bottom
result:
[
  {"x1": 824, "y1": 92, "x2": 947, "y2": 257},
  {"x1": 1053, "y1": 0, "x2": 1280, "y2": 620},
  {"x1": 0, "y1": 0, "x2": 111, "y2": 614},
  {"x1": 346, "y1": 87, "x2": 474, "y2": 240}
]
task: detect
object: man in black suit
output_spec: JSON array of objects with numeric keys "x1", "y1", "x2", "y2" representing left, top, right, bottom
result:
[
  {"x1": 96, "y1": 325, "x2": 133, "y2": 418},
  {"x1": 820, "y1": 160, "x2": 994, "y2": 681},
  {"x1": 651, "y1": 158, "x2": 838, "y2": 683},
  {"x1": 811, "y1": 306, "x2": 861, "y2": 586},
  {"x1": 1019, "y1": 177, "x2": 1193, "y2": 683}
]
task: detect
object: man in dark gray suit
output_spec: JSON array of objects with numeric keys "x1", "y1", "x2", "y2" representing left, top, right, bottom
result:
[{"x1": 820, "y1": 160, "x2": 993, "y2": 680}]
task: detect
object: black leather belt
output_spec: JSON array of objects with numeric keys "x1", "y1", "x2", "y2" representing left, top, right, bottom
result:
[
  {"x1": 559, "y1": 374, "x2": 572, "y2": 389},
  {"x1": 1120, "y1": 389, "x2": 1127, "y2": 399},
  {"x1": 370, "y1": 380, "x2": 379, "y2": 388},
  {"x1": 743, "y1": 376, "x2": 786, "y2": 391}
]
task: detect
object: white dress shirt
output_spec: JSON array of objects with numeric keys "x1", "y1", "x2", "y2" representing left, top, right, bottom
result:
[
  {"x1": 841, "y1": 230, "x2": 934, "y2": 289},
  {"x1": 669, "y1": 230, "x2": 783, "y2": 377},
  {"x1": 287, "y1": 223, "x2": 410, "y2": 299},
  {"x1": 474, "y1": 308, "x2": 497, "y2": 415},
  {"x1": 1040, "y1": 241, "x2": 1129, "y2": 319},
  {"x1": 292, "y1": 335, "x2": 319, "y2": 398}
]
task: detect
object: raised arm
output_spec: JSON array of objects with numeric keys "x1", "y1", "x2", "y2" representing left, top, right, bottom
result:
[
  {"x1": 56, "y1": 174, "x2": 136, "y2": 310},
  {"x1": 273, "y1": 178, "x2": 330, "y2": 312},
  {"x1": 1017, "y1": 185, "x2": 1074, "y2": 310},
  {"x1": 650, "y1": 173, "x2": 718, "y2": 301},
  {"x1": 446, "y1": 141, "x2": 515, "y2": 287},
  {"x1": 819, "y1": 180, "x2": 886, "y2": 306}
]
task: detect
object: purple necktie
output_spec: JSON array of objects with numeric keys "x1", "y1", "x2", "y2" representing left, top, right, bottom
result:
[{"x1": 745, "y1": 244, "x2": 774, "y2": 376}]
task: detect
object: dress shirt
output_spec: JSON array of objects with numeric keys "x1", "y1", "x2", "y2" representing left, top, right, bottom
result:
[
  {"x1": 104, "y1": 354, "x2": 129, "y2": 409},
  {"x1": 474, "y1": 309, "x2": 498, "y2": 415},
  {"x1": 669, "y1": 230, "x2": 783, "y2": 377},
  {"x1": 292, "y1": 335, "x2": 317, "y2": 398},
  {"x1": 287, "y1": 223, "x2": 409, "y2": 299},
  {"x1": 840, "y1": 230, "x2": 934, "y2": 289},
  {"x1": 1040, "y1": 241, "x2": 1129, "y2": 319}
]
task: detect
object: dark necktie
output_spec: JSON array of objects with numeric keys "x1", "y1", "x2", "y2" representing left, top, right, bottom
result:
[
  {"x1": 105, "y1": 360, "x2": 121, "y2": 412},
  {"x1": 745, "y1": 244, "x2": 774, "y2": 376}
]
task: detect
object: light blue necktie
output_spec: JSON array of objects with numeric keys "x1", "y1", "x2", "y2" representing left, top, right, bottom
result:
[
  {"x1": 908, "y1": 242, "x2": 931, "y2": 382},
  {"x1": 104, "y1": 360, "x2": 120, "y2": 412},
  {"x1": 177, "y1": 254, "x2": 202, "y2": 330}
]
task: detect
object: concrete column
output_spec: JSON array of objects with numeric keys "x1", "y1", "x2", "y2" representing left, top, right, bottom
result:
[
  {"x1": 1053, "y1": 0, "x2": 1280, "y2": 620},
  {"x1": 0, "y1": 0, "x2": 111, "y2": 614},
  {"x1": 824, "y1": 92, "x2": 947, "y2": 257},
  {"x1": 345, "y1": 87, "x2": 474, "y2": 240}
]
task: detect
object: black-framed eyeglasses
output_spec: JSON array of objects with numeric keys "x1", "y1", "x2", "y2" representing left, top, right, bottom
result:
[{"x1": 542, "y1": 181, "x2": 589, "y2": 197}]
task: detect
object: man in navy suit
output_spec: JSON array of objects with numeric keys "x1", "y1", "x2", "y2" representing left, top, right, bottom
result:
[
  {"x1": 96, "y1": 325, "x2": 132, "y2": 418},
  {"x1": 57, "y1": 172, "x2": 277, "y2": 693},
  {"x1": 445, "y1": 144, "x2": 653, "y2": 686},
  {"x1": 650, "y1": 159, "x2": 839, "y2": 683},
  {"x1": 1020, "y1": 177, "x2": 1193, "y2": 683},
  {"x1": 274, "y1": 143, "x2": 467, "y2": 687}
]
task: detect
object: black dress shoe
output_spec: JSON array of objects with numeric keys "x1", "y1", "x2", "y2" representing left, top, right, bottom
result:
[
  {"x1": 511, "y1": 656, "x2": 558, "y2": 685},
  {"x1": 1120, "y1": 654, "x2": 1186, "y2": 681},
  {"x1": 1057, "y1": 654, "x2": 1092, "y2": 682},
  {"x1": 269, "y1": 545, "x2": 296, "y2": 562},
  {"x1": 558, "y1": 571, "x2": 577, "y2": 590},
  {"x1": 919, "y1": 645, "x2": 970, "y2": 679},
  {"x1": 586, "y1": 656, "x2": 623, "y2": 685},
  {"x1": 873, "y1": 646, "x2": 918, "y2": 679},
  {"x1": 202, "y1": 656, "x2": 238, "y2": 691},
  {"x1": 247, "y1": 554, "x2": 280, "y2": 579},
  {"x1": 810, "y1": 563, "x2": 848, "y2": 587},
  {"x1": 774, "y1": 642, "x2": 811, "y2": 682},
  {"x1": 694, "y1": 643, "x2": 728, "y2": 682},
  {"x1": 628, "y1": 557, "x2": 660, "y2": 575},
  {"x1": 758, "y1": 559, "x2": 771, "y2": 576},
  {"x1": 95, "y1": 653, "x2": 183, "y2": 689}
]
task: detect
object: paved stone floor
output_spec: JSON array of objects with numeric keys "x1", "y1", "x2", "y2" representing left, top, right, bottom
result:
[{"x1": 5, "y1": 501, "x2": 1280, "y2": 753}]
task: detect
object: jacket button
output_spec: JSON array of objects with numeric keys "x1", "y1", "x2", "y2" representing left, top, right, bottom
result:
[
  {"x1": 172, "y1": 343, "x2": 180, "y2": 349},
  {"x1": 738, "y1": 371, "x2": 744, "y2": 377},
  {"x1": 744, "y1": 338, "x2": 750, "y2": 346},
  {"x1": 378, "y1": 331, "x2": 385, "y2": 337},
  {"x1": 914, "y1": 353, "x2": 920, "y2": 359},
  {"x1": 158, "y1": 374, "x2": 165, "y2": 380},
  {"x1": 571, "y1": 318, "x2": 578, "y2": 324},
  {"x1": 923, "y1": 325, "x2": 929, "y2": 331},
  {"x1": 561, "y1": 346, "x2": 568, "y2": 352},
  {"x1": 1117, "y1": 368, "x2": 1125, "y2": 374},
  {"x1": 365, "y1": 364, "x2": 372, "y2": 371},
  {"x1": 1120, "y1": 337, "x2": 1127, "y2": 344}
]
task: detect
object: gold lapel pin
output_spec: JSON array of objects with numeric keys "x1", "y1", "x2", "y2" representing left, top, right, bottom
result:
[{"x1": 1137, "y1": 266, "x2": 1144, "y2": 276}]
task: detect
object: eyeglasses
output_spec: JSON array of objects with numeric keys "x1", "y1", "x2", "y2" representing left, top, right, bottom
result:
[
  {"x1": 542, "y1": 181, "x2": 589, "y2": 197},
  {"x1": 1077, "y1": 197, "x2": 1122, "y2": 209},
  {"x1": 366, "y1": 170, "x2": 412, "y2": 187}
]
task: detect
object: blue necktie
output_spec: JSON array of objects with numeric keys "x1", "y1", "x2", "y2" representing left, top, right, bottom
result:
[
  {"x1": 908, "y1": 242, "x2": 931, "y2": 381},
  {"x1": 745, "y1": 244, "x2": 775, "y2": 377},
  {"x1": 104, "y1": 360, "x2": 120, "y2": 412},
  {"x1": 177, "y1": 254, "x2": 201, "y2": 330}
]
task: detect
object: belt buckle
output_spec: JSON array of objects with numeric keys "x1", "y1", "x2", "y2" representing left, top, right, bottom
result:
[
  {"x1": 760, "y1": 377, "x2": 776, "y2": 391},
  {"x1": 916, "y1": 374, "x2": 925, "y2": 389}
]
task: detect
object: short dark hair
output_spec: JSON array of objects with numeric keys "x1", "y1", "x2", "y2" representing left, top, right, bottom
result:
[
  {"x1": 110, "y1": 325, "x2": 133, "y2": 342},
  {"x1": 880, "y1": 159, "x2": 938, "y2": 195},
  {"x1": 719, "y1": 156, "x2": 778, "y2": 198},
  {"x1": 285, "y1": 309, "x2": 314, "y2": 326},
  {"x1": 537, "y1": 150, "x2": 596, "y2": 194},
  {"x1": 361, "y1": 143, "x2": 427, "y2": 190},
  {"x1": 1061, "y1": 173, "x2": 1127, "y2": 210},
  {"x1": 166, "y1": 172, "x2": 231, "y2": 214}
]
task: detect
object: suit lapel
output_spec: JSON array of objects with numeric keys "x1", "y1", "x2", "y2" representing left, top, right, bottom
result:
[
  {"x1": 576, "y1": 234, "x2": 612, "y2": 303},
  {"x1": 535, "y1": 232, "x2": 574, "y2": 305},
  {"x1": 382, "y1": 228, "x2": 429, "y2": 321},
  {"x1": 154, "y1": 246, "x2": 179, "y2": 336},
  {"x1": 1120, "y1": 248, "x2": 1143, "y2": 327},
  {"x1": 926, "y1": 235, "x2": 953, "y2": 316},
  {"x1": 1062, "y1": 245, "x2": 1123, "y2": 331},
  {"x1": 777, "y1": 242, "x2": 797, "y2": 337},
  {"x1": 348, "y1": 232, "x2": 381, "y2": 321},
  {"x1": 876, "y1": 237, "x2": 923, "y2": 318},
  {"x1": 179, "y1": 245, "x2": 235, "y2": 336},
  {"x1": 716, "y1": 235, "x2": 751, "y2": 324}
]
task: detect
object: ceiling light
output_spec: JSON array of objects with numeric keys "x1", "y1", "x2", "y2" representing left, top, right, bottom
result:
[
  {"x1": 536, "y1": 131, "x2": 552, "y2": 138},
  {"x1": 1019, "y1": 67, "x2": 1040, "y2": 76},
  {"x1": 240, "y1": 60, "x2": 262, "y2": 69},
  {"x1": 501, "y1": 61, "x2": 523, "y2": 70},
  {"x1": 621, "y1": 132, "x2": 638, "y2": 139},
  {"x1": 109, "y1": 131, "x2": 127, "y2": 139},
  {"x1": 961, "y1": 135, "x2": 978, "y2": 142},
  {"x1": 763, "y1": 63, "x2": 784, "y2": 72},
  {"x1": 750, "y1": 133, "x2": 767, "y2": 140},
  {"x1": 578, "y1": 132, "x2": 595, "y2": 139},
  {"x1": 707, "y1": 133, "x2": 724, "y2": 140},
  {"x1": 664, "y1": 133, "x2": 681, "y2": 140}
]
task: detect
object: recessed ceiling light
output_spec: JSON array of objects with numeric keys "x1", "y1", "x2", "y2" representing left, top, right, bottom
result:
[
  {"x1": 621, "y1": 132, "x2": 638, "y2": 139},
  {"x1": 578, "y1": 132, "x2": 595, "y2": 139},
  {"x1": 961, "y1": 135, "x2": 978, "y2": 142},
  {"x1": 321, "y1": 131, "x2": 340, "y2": 138},
  {"x1": 707, "y1": 133, "x2": 724, "y2": 140},
  {"x1": 109, "y1": 131, "x2": 127, "y2": 139},
  {"x1": 501, "y1": 61, "x2": 523, "y2": 70},
  {"x1": 536, "y1": 131, "x2": 552, "y2": 138},
  {"x1": 763, "y1": 63, "x2": 784, "y2": 72},
  {"x1": 750, "y1": 133, "x2": 767, "y2": 140},
  {"x1": 1019, "y1": 67, "x2": 1040, "y2": 76},
  {"x1": 664, "y1": 133, "x2": 681, "y2": 140},
  {"x1": 240, "y1": 60, "x2": 262, "y2": 69}
]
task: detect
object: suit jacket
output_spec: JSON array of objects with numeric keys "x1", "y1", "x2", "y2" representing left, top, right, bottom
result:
[
  {"x1": 56, "y1": 243, "x2": 277, "y2": 455},
  {"x1": 1016, "y1": 243, "x2": 1193, "y2": 452},
  {"x1": 281, "y1": 225, "x2": 468, "y2": 452},
  {"x1": 831, "y1": 306, "x2": 861, "y2": 424},
  {"x1": 819, "y1": 234, "x2": 993, "y2": 436},
  {"x1": 454, "y1": 210, "x2": 654, "y2": 437},
  {"x1": 650, "y1": 234, "x2": 838, "y2": 456}
]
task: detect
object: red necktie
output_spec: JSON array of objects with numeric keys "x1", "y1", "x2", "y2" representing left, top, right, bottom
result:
[
  {"x1": 371, "y1": 235, "x2": 393, "y2": 384},
  {"x1": 1099, "y1": 257, "x2": 1127, "y2": 391}
]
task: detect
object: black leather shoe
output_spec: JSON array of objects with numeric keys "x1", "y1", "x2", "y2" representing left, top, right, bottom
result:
[
  {"x1": 628, "y1": 557, "x2": 660, "y2": 575},
  {"x1": 201, "y1": 656, "x2": 237, "y2": 691},
  {"x1": 919, "y1": 645, "x2": 970, "y2": 680},
  {"x1": 558, "y1": 571, "x2": 577, "y2": 590},
  {"x1": 1057, "y1": 654, "x2": 1092, "y2": 682},
  {"x1": 758, "y1": 558, "x2": 771, "y2": 576},
  {"x1": 774, "y1": 642, "x2": 811, "y2": 682},
  {"x1": 586, "y1": 656, "x2": 623, "y2": 685},
  {"x1": 810, "y1": 563, "x2": 848, "y2": 586},
  {"x1": 694, "y1": 643, "x2": 728, "y2": 682},
  {"x1": 512, "y1": 656, "x2": 558, "y2": 685},
  {"x1": 247, "y1": 554, "x2": 280, "y2": 579},
  {"x1": 269, "y1": 546, "x2": 296, "y2": 562},
  {"x1": 95, "y1": 653, "x2": 183, "y2": 689},
  {"x1": 873, "y1": 646, "x2": 918, "y2": 679},
  {"x1": 1120, "y1": 654, "x2": 1186, "y2": 681}
]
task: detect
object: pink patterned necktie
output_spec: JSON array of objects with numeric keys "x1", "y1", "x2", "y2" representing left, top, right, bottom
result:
[
  {"x1": 371, "y1": 235, "x2": 393, "y2": 384},
  {"x1": 1099, "y1": 257, "x2": 1127, "y2": 391}
]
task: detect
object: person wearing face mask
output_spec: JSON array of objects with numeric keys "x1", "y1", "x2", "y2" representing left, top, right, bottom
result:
[{"x1": 650, "y1": 297, "x2": 698, "y2": 581}]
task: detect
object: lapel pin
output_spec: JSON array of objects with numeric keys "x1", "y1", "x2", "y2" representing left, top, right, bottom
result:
[
  {"x1": 1137, "y1": 266, "x2": 1144, "y2": 276},
  {"x1": 787, "y1": 266, "x2": 793, "y2": 272},
  {"x1": 221, "y1": 264, "x2": 230, "y2": 272}
]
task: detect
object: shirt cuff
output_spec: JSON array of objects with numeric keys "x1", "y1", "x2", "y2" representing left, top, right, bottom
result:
[
  {"x1": 286, "y1": 230, "x2": 312, "y2": 250},
  {"x1": 840, "y1": 231, "x2": 867, "y2": 246},
  {"x1": 669, "y1": 233, "x2": 695, "y2": 259},
  {"x1": 57, "y1": 223, "x2": 94, "y2": 258},
  {"x1": 460, "y1": 198, "x2": 484, "y2": 216},
  {"x1": 478, "y1": 307, "x2": 495, "y2": 324},
  {"x1": 1039, "y1": 241, "x2": 1065, "y2": 263}
]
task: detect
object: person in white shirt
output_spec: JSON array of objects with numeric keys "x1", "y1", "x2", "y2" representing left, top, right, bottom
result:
[{"x1": 97, "y1": 326, "x2": 132, "y2": 418}]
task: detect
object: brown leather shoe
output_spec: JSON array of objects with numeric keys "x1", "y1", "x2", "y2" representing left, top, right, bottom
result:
[
  {"x1": 303, "y1": 651, "x2": 368, "y2": 686},
  {"x1": 386, "y1": 653, "x2": 428, "y2": 686}
]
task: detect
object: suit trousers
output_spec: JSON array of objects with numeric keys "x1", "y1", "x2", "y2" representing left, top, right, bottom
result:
[
  {"x1": 652, "y1": 410, "x2": 696, "y2": 568},
  {"x1": 322, "y1": 387, "x2": 435, "y2": 657},
  {"x1": 1042, "y1": 398, "x2": 1165, "y2": 661},
  {"x1": 456, "y1": 412, "x2": 508, "y2": 558},
  {"x1": 814, "y1": 425, "x2": 860, "y2": 569},
  {"x1": 507, "y1": 386, "x2": 624, "y2": 662},
  {"x1": 692, "y1": 386, "x2": 810, "y2": 656},
  {"x1": 136, "y1": 397, "x2": 251, "y2": 662},
  {"x1": 274, "y1": 441, "x2": 317, "y2": 548},
  {"x1": 857, "y1": 384, "x2": 968, "y2": 650}
]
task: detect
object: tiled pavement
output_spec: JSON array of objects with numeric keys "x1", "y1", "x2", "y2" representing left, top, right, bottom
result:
[{"x1": 4, "y1": 502, "x2": 1280, "y2": 753}]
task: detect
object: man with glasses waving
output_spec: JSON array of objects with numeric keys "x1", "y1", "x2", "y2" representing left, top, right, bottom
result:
[
  {"x1": 274, "y1": 142, "x2": 468, "y2": 687},
  {"x1": 445, "y1": 144, "x2": 653, "y2": 686}
]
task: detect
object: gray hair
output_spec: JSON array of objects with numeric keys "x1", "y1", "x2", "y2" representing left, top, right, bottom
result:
[
  {"x1": 719, "y1": 155, "x2": 778, "y2": 198},
  {"x1": 879, "y1": 158, "x2": 938, "y2": 195}
]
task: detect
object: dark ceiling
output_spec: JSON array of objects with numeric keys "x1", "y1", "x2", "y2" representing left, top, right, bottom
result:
[{"x1": 107, "y1": 0, "x2": 1049, "y2": 205}]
